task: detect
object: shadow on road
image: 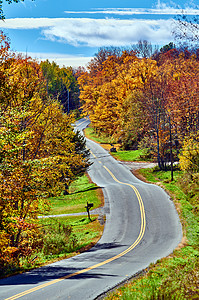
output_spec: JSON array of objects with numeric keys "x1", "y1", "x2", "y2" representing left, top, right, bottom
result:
[
  {"x1": 0, "y1": 242, "x2": 127, "y2": 286},
  {"x1": 0, "y1": 265, "x2": 118, "y2": 285},
  {"x1": 89, "y1": 242, "x2": 126, "y2": 252}
]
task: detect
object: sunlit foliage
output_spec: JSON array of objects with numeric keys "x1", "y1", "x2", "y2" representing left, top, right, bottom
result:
[{"x1": 0, "y1": 33, "x2": 90, "y2": 273}]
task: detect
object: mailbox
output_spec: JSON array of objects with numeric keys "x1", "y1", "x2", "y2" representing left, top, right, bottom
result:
[
  {"x1": 85, "y1": 202, "x2": 93, "y2": 221},
  {"x1": 85, "y1": 202, "x2": 93, "y2": 209},
  {"x1": 87, "y1": 203, "x2": 93, "y2": 209}
]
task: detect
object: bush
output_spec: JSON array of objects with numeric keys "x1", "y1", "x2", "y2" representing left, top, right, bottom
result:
[
  {"x1": 42, "y1": 221, "x2": 78, "y2": 255},
  {"x1": 179, "y1": 133, "x2": 199, "y2": 173}
]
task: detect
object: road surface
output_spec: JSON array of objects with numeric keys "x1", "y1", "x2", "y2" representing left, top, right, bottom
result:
[{"x1": 0, "y1": 118, "x2": 182, "y2": 300}]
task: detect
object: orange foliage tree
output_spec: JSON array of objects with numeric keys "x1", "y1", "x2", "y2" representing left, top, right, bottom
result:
[
  {"x1": 78, "y1": 46, "x2": 199, "y2": 169},
  {"x1": 0, "y1": 33, "x2": 90, "y2": 274}
]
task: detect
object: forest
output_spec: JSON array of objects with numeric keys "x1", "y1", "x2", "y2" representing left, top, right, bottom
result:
[
  {"x1": 78, "y1": 44, "x2": 199, "y2": 173},
  {"x1": 0, "y1": 32, "x2": 90, "y2": 274},
  {"x1": 0, "y1": 28, "x2": 198, "y2": 277},
  {"x1": 78, "y1": 44, "x2": 199, "y2": 298}
]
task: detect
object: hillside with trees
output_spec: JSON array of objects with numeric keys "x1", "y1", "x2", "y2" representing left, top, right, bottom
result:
[
  {"x1": 0, "y1": 32, "x2": 90, "y2": 274},
  {"x1": 78, "y1": 45, "x2": 199, "y2": 172},
  {"x1": 78, "y1": 43, "x2": 199, "y2": 300},
  {"x1": 40, "y1": 60, "x2": 80, "y2": 114},
  {"x1": 0, "y1": 22, "x2": 198, "y2": 294}
]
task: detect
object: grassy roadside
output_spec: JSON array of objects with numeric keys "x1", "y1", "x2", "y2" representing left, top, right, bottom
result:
[
  {"x1": 105, "y1": 168, "x2": 199, "y2": 300},
  {"x1": 2, "y1": 174, "x2": 104, "y2": 278},
  {"x1": 111, "y1": 149, "x2": 150, "y2": 161},
  {"x1": 26, "y1": 175, "x2": 104, "y2": 270},
  {"x1": 48, "y1": 174, "x2": 103, "y2": 215},
  {"x1": 85, "y1": 126, "x2": 117, "y2": 144},
  {"x1": 19, "y1": 215, "x2": 104, "y2": 272},
  {"x1": 84, "y1": 126, "x2": 150, "y2": 160}
]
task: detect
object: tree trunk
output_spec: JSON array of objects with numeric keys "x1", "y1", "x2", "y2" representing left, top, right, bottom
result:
[{"x1": 169, "y1": 115, "x2": 174, "y2": 181}]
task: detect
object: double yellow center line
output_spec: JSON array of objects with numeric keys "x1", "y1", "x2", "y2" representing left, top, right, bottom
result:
[
  {"x1": 5, "y1": 149, "x2": 146, "y2": 300},
  {"x1": 103, "y1": 165, "x2": 146, "y2": 253}
]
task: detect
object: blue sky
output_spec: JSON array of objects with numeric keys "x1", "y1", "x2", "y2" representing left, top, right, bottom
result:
[{"x1": 0, "y1": 0, "x2": 198, "y2": 68}]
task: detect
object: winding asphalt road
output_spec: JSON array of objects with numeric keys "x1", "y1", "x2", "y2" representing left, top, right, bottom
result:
[{"x1": 0, "y1": 118, "x2": 182, "y2": 300}]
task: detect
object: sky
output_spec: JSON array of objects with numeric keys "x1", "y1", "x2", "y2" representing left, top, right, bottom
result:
[{"x1": 0, "y1": 0, "x2": 198, "y2": 68}]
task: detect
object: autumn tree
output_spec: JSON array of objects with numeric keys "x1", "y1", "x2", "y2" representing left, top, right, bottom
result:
[
  {"x1": 0, "y1": 33, "x2": 90, "y2": 274},
  {"x1": 178, "y1": 132, "x2": 199, "y2": 207},
  {"x1": 79, "y1": 44, "x2": 198, "y2": 175},
  {"x1": 78, "y1": 49, "x2": 138, "y2": 137},
  {"x1": 88, "y1": 47, "x2": 123, "y2": 77},
  {"x1": 179, "y1": 133, "x2": 199, "y2": 174},
  {"x1": 172, "y1": 4, "x2": 199, "y2": 46}
]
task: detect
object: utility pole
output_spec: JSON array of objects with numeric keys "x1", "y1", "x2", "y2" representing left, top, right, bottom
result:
[{"x1": 67, "y1": 89, "x2": 70, "y2": 114}]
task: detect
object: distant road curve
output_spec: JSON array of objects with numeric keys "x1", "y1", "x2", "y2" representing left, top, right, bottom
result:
[{"x1": 0, "y1": 118, "x2": 182, "y2": 300}]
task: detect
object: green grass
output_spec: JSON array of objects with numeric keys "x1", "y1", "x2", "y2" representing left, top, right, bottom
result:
[
  {"x1": 84, "y1": 126, "x2": 116, "y2": 144},
  {"x1": 20, "y1": 215, "x2": 104, "y2": 271},
  {"x1": 105, "y1": 168, "x2": 199, "y2": 300},
  {"x1": 37, "y1": 174, "x2": 103, "y2": 265},
  {"x1": 111, "y1": 149, "x2": 149, "y2": 161},
  {"x1": 85, "y1": 126, "x2": 153, "y2": 162},
  {"x1": 40, "y1": 215, "x2": 103, "y2": 253},
  {"x1": 1, "y1": 174, "x2": 104, "y2": 278},
  {"x1": 47, "y1": 174, "x2": 102, "y2": 215}
]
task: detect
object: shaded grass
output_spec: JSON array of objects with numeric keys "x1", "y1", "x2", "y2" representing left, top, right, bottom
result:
[
  {"x1": 2, "y1": 174, "x2": 104, "y2": 278},
  {"x1": 20, "y1": 215, "x2": 104, "y2": 271},
  {"x1": 48, "y1": 174, "x2": 102, "y2": 215},
  {"x1": 105, "y1": 168, "x2": 199, "y2": 300},
  {"x1": 84, "y1": 126, "x2": 117, "y2": 144},
  {"x1": 40, "y1": 215, "x2": 103, "y2": 253}
]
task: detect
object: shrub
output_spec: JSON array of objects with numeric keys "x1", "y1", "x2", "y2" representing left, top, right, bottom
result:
[{"x1": 42, "y1": 221, "x2": 78, "y2": 255}]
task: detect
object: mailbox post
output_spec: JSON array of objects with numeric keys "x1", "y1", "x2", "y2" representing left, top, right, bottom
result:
[
  {"x1": 85, "y1": 202, "x2": 93, "y2": 221},
  {"x1": 110, "y1": 143, "x2": 117, "y2": 153}
]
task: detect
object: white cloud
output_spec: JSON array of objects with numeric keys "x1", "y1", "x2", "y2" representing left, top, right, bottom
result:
[
  {"x1": 17, "y1": 51, "x2": 93, "y2": 68},
  {"x1": 43, "y1": 18, "x2": 174, "y2": 46},
  {"x1": 64, "y1": 7, "x2": 199, "y2": 15},
  {"x1": 1, "y1": 17, "x2": 174, "y2": 46},
  {"x1": 0, "y1": 18, "x2": 62, "y2": 29}
]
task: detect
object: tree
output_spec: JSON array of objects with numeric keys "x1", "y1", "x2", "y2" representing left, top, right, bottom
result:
[
  {"x1": 0, "y1": 33, "x2": 90, "y2": 273},
  {"x1": 141, "y1": 69, "x2": 171, "y2": 170},
  {"x1": 172, "y1": 4, "x2": 199, "y2": 46},
  {"x1": 178, "y1": 132, "x2": 199, "y2": 206},
  {"x1": 179, "y1": 133, "x2": 199, "y2": 174},
  {"x1": 88, "y1": 47, "x2": 123, "y2": 77},
  {"x1": 78, "y1": 49, "x2": 139, "y2": 138},
  {"x1": 133, "y1": 40, "x2": 158, "y2": 58},
  {"x1": 40, "y1": 60, "x2": 79, "y2": 113},
  {"x1": 120, "y1": 90, "x2": 146, "y2": 149},
  {"x1": 79, "y1": 44, "x2": 199, "y2": 177},
  {"x1": 160, "y1": 42, "x2": 176, "y2": 53}
]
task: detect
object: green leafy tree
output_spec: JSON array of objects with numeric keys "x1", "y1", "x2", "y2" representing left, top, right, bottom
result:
[{"x1": 40, "y1": 60, "x2": 79, "y2": 113}]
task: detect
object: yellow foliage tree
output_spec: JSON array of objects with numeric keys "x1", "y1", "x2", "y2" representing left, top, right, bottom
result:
[
  {"x1": 0, "y1": 34, "x2": 90, "y2": 274},
  {"x1": 179, "y1": 133, "x2": 199, "y2": 173}
]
